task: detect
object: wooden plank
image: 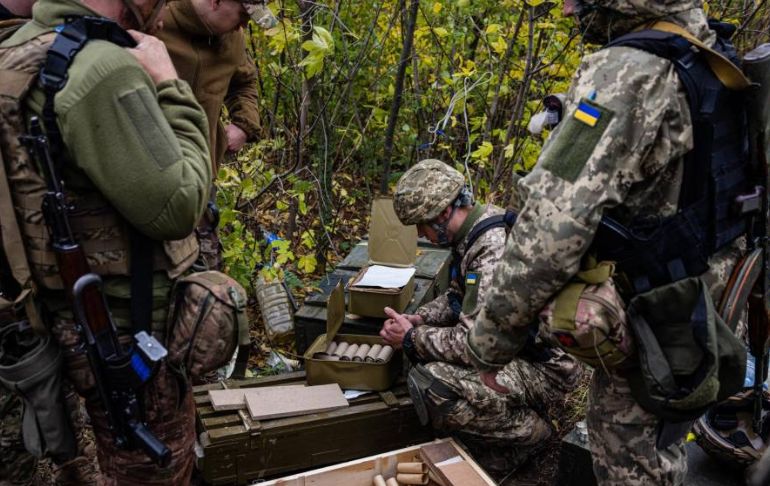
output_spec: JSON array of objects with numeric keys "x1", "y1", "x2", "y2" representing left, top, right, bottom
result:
[
  {"x1": 210, "y1": 385, "x2": 307, "y2": 411},
  {"x1": 245, "y1": 384, "x2": 349, "y2": 420},
  {"x1": 420, "y1": 441, "x2": 495, "y2": 486},
  {"x1": 438, "y1": 461, "x2": 489, "y2": 486}
]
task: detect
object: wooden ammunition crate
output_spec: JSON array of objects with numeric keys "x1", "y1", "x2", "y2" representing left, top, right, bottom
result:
[
  {"x1": 194, "y1": 371, "x2": 435, "y2": 485},
  {"x1": 294, "y1": 241, "x2": 451, "y2": 354},
  {"x1": 260, "y1": 438, "x2": 495, "y2": 486}
]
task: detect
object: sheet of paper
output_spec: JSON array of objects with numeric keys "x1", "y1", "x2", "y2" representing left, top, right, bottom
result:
[
  {"x1": 353, "y1": 265, "x2": 416, "y2": 288},
  {"x1": 343, "y1": 389, "x2": 373, "y2": 400}
]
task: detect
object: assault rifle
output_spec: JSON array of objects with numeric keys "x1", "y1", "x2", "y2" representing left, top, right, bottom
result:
[
  {"x1": 20, "y1": 117, "x2": 171, "y2": 466},
  {"x1": 745, "y1": 44, "x2": 770, "y2": 435}
]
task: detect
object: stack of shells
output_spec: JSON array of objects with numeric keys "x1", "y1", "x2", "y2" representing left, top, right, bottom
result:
[
  {"x1": 312, "y1": 341, "x2": 394, "y2": 362},
  {"x1": 372, "y1": 462, "x2": 429, "y2": 485}
]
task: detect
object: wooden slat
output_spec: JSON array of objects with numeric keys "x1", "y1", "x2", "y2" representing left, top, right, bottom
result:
[{"x1": 245, "y1": 384, "x2": 349, "y2": 420}]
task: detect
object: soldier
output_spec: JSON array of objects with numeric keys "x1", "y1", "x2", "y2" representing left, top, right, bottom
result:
[
  {"x1": 380, "y1": 159, "x2": 582, "y2": 475},
  {"x1": 158, "y1": 0, "x2": 263, "y2": 272},
  {"x1": 0, "y1": 0, "x2": 211, "y2": 484},
  {"x1": 466, "y1": 0, "x2": 751, "y2": 484}
]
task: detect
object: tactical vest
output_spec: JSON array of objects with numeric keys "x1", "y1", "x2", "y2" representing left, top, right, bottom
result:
[
  {"x1": 449, "y1": 209, "x2": 517, "y2": 292},
  {"x1": 593, "y1": 22, "x2": 753, "y2": 295},
  {"x1": 0, "y1": 24, "x2": 199, "y2": 292}
]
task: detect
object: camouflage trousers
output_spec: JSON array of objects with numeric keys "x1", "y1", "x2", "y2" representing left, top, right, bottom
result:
[
  {"x1": 587, "y1": 368, "x2": 687, "y2": 486},
  {"x1": 52, "y1": 318, "x2": 196, "y2": 485},
  {"x1": 0, "y1": 390, "x2": 37, "y2": 486},
  {"x1": 420, "y1": 349, "x2": 582, "y2": 473}
]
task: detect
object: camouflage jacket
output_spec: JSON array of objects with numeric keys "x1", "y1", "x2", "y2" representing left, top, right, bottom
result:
[
  {"x1": 414, "y1": 203, "x2": 507, "y2": 365},
  {"x1": 467, "y1": 9, "x2": 743, "y2": 371}
]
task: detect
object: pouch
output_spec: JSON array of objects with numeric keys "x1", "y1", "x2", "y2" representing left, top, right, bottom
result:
[
  {"x1": 166, "y1": 271, "x2": 250, "y2": 380},
  {"x1": 0, "y1": 320, "x2": 77, "y2": 461},
  {"x1": 539, "y1": 261, "x2": 634, "y2": 369},
  {"x1": 624, "y1": 276, "x2": 746, "y2": 423}
]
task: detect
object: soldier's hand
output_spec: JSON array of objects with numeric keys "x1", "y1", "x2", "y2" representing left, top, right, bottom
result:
[
  {"x1": 226, "y1": 124, "x2": 248, "y2": 152},
  {"x1": 380, "y1": 307, "x2": 414, "y2": 348},
  {"x1": 403, "y1": 313, "x2": 424, "y2": 327},
  {"x1": 126, "y1": 30, "x2": 179, "y2": 85},
  {"x1": 480, "y1": 370, "x2": 510, "y2": 394}
]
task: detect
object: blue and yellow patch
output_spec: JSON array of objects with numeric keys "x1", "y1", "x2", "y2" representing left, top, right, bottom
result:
[
  {"x1": 573, "y1": 101, "x2": 601, "y2": 127},
  {"x1": 466, "y1": 273, "x2": 478, "y2": 286}
]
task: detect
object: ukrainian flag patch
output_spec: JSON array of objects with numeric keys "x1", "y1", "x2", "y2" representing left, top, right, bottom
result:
[
  {"x1": 466, "y1": 273, "x2": 478, "y2": 286},
  {"x1": 573, "y1": 101, "x2": 601, "y2": 127}
]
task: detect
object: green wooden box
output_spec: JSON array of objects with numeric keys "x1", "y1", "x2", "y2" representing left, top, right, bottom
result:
[{"x1": 194, "y1": 371, "x2": 434, "y2": 485}]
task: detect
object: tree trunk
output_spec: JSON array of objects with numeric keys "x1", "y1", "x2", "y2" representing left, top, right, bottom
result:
[{"x1": 379, "y1": 0, "x2": 419, "y2": 193}]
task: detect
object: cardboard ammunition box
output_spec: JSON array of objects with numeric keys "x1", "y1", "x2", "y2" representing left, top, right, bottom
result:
[
  {"x1": 260, "y1": 438, "x2": 495, "y2": 486},
  {"x1": 348, "y1": 198, "x2": 417, "y2": 318},
  {"x1": 194, "y1": 371, "x2": 433, "y2": 485},
  {"x1": 305, "y1": 282, "x2": 402, "y2": 391},
  {"x1": 293, "y1": 242, "x2": 452, "y2": 354}
]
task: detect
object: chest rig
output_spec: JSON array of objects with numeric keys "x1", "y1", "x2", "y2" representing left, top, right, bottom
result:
[{"x1": 593, "y1": 22, "x2": 754, "y2": 295}]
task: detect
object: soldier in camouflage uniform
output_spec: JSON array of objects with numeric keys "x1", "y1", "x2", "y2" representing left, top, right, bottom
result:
[
  {"x1": 466, "y1": 0, "x2": 745, "y2": 484},
  {"x1": 380, "y1": 159, "x2": 582, "y2": 475}
]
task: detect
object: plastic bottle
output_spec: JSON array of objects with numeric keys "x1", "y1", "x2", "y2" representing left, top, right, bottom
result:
[{"x1": 255, "y1": 275, "x2": 294, "y2": 344}]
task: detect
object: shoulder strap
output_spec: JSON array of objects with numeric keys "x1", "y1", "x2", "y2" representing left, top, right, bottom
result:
[
  {"x1": 39, "y1": 16, "x2": 135, "y2": 157},
  {"x1": 465, "y1": 209, "x2": 517, "y2": 253},
  {"x1": 643, "y1": 21, "x2": 750, "y2": 90}
]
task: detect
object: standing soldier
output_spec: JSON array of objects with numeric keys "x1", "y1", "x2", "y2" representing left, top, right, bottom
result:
[
  {"x1": 380, "y1": 159, "x2": 582, "y2": 476},
  {"x1": 467, "y1": 0, "x2": 751, "y2": 484},
  {"x1": 158, "y1": 0, "x2": 263, "y2": 272},
  {"x1": 0, "y1": 0, "x2": 211, "y2": 483}
]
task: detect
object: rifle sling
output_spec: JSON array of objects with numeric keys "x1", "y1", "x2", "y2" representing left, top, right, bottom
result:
[
  {"x1": 130, "y1": 230, "x2": 153, "y2": 335},
  {"x1": 40, "y1": 18, "x2": 151, "y2": 334}
]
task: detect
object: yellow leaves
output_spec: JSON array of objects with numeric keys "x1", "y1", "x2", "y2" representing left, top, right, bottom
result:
[
  {"x1": 504, "y1": 143, "x2": 515, "y2": 160},
  {"x1": 298, "y1": 255, "x2": 317, "y2": 274},
  {"x1": 491, "y1": 36, "x2": 508, "y2": 55},
  {"x1": 299, "y1": 26, "x2": 335, "y2": 78},
  {"x1": 471, "y1": 141, "x2": 494, "y2": 163},
  {"x1": 271, "y1": 239, "x2": 295, "y2": 265},
  {"x1": 264, "y1": 20, "x2": 299, "y2": 55},
  {"x1": 433, "y1": 27, "x2": 449, "y2": 37},
  {"x1": 486, "y1": 24, "x2": 502, "y2": 35},
  {"x1": 432, "y1": 2, "x2": 443, "y2": 14}
]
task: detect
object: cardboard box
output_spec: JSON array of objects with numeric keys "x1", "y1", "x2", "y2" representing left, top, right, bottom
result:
[
  {"x1": 259, "y1": 438, "x2": 495, "y2": 486},
  {"x1": 305, "y1": 282, "x2": 402, "y2": 391},
  {"x1": 348, "y1": 198, "x2": 417, "y2": 318}
]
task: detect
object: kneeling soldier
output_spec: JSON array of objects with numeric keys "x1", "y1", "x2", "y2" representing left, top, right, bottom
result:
[{"x1": 380, "y1": 159, "x2": 583, "y2": 475}]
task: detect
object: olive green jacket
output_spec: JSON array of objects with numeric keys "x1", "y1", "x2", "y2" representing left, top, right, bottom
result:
[
  {"x1": 1, "y1": 0, "x2": 211, "y2": 326},
  {"x1": 159, "y1": 0, "x2": 260, "y2": 170}
]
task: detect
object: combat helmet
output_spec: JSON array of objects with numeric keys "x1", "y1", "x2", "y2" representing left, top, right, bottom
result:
[
  {"x1": 393, "y1": 159, "x2": 465, "y2": 225},
  {"x1": 694, "y1": 388, "x2": 770, "y2": 467}
]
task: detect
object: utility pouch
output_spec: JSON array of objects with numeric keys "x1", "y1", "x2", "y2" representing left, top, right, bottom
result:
[
  {"x1": 539, "y1": 260, "x2": 634, "y2": 369},
  {"x1": 624, "y1": 277, "x2": 746, "y2": 425},
  {"x1": 166, "y1": 271, "x2": 250, "y2": 381},
  {"x1": 0, "y1": 320, "x2": 77, "y2": 461}
]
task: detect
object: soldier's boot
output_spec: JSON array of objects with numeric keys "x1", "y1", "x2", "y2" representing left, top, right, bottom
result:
[{"x1": 406, "y1": 364, "x2": 460, "y2": 428}]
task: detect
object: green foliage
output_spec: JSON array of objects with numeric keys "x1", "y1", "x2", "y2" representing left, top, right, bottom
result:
[{"x1": 217, "y1": 0, "x2": 769, "y2": 286}]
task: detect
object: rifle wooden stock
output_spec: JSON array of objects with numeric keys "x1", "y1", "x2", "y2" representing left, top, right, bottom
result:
[{"x1": 54, "y1": 243, "x2": 121, "y2": 356}]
